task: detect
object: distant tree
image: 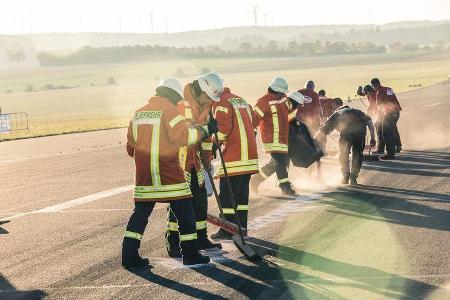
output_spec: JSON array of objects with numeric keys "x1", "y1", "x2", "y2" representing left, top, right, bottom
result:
[
  {"x1": 265, "y1": 40, "x2": 279, "y2": 52},
  {"x1": 5, "y1": 49, "x2": 26, "y2": 66},
  {"x1": 400, "y1": 43, "x2": 419, "y2": 52},
  {"x1": 287, "y1": 41, "x2": 299, "y2": 53},
  {"x1": 239, "y1": 42, "x2": 253, "y2": 53}
]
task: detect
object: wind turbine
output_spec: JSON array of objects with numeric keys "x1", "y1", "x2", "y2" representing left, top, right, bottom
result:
[{"x1": 249, "y1": 1, "x2": 260, "y2": 27}]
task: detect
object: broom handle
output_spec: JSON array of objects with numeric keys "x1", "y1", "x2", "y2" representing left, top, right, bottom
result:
[
  {"x1": 209, "y1": 111, "x2": 246, "y2": 240},
  {"x1": 198, "y1": 146, "x2": 224, "y2": 218}
]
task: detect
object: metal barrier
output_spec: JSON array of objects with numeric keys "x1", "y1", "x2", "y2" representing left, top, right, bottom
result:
[{"x1": 0, "y1": 112, "x2": 29, "y2": 134}]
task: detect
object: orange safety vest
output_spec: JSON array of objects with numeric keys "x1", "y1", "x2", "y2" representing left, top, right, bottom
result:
[
  {"x1": 253, "y1": 92, "x2": 291, "y2": 153},
  {"x1": 126, "y1": 96, "x2": 203, "y2": 202},
  {"x1": 212, "y1": 88, "x2": 259, "y2": 177},
  {"x1": 177, "y1": 83, "x2": 212, "y2": 185}
]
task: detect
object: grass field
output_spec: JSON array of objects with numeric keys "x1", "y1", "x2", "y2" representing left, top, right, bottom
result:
[{"x1": 1, "y1": 51, "x2": 450, "y2": 140}]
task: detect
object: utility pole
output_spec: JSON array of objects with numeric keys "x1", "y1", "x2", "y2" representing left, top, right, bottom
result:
[
  {"x1": 118, "y1": 16, "x2": 123, "y2": 33},
  {"x1": 150, "y1": 11, "x2": 154, "y2": 33}
]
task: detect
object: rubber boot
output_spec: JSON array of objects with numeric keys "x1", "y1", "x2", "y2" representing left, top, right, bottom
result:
[
  {"x1": 181, "y1": 240, "x2": 210, "y2": 265},
  {"x1": 211, "y1": 229, "x2": 233, "y2": 240},
  {"x1": 349, "y1": 173, "x2": 358, "y2": 186},
  {"x1": 165, "y1": 230, "x2": 182, "y2": 258},
  {"x1": 280, "y1": 182, "x2": 295, "y2": 196},
  {"x1": 122, "y1": 238, "x2": 149, "y2": 269},
  {"x1": 198, "y1": 238, "x2": 222, "y2": 250}
]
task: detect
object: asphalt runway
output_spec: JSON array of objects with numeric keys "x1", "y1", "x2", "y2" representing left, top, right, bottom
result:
[{"x1": 1, "y1": 83, "x2": 449, "y2": 299}]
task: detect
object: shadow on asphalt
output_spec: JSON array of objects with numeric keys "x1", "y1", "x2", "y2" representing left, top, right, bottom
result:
[
  {"x1": 128, "y1": 267, "x2": 229, "y2": 300},
  {"x1": 321, "y1": 187, "x2": 450, "y2": 232},
  {"x1": 362, "y1": 150, "x2": 450, "y2": 178},
  {"x1": 0, "y1": 274, "x2": 46, "y2": 300},
  {"x1": 243, "y1": 238, "x2": 440, "y2": 299}
]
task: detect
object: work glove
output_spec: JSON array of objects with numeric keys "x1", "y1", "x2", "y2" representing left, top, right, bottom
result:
[
  {"x1": 207, "y1": 117, "x2": 218, "y2": 135},
  {"x1": 212, "y1": 142, "x2": 218, "y2": 159}
]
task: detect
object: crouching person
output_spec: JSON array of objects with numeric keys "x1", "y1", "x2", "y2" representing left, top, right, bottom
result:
[
  {"x1": 314, "y1": 99, "x2": 376, "y2": 185},
  {"x1": 122, "y1": 78, "x2": 217, "y2": 268}
]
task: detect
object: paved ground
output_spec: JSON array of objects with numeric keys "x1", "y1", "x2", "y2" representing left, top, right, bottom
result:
[{"x1": 1, "y1": 83, "x2": 449, "y2": 299}]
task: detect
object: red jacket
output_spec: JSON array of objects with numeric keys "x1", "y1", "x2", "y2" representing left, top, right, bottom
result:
[
  {"x1": 212, "y1": 88, "x2": 259, "y2": 177},
  {"x1": 319, "y1": 96, "x2": 334, "y2": 120},
  {"x1": 127, "y1": 96, "x2": 203, "y2": 202},
  {"x1": 177, "y1": 83, "x2": 212, "y2": 186},
  {"x1": 253, "y1": 92, "x2": 292, "y2": 153},
  {"x1": 297, "y1": 89, "x2": 321, "y2": 132},
  {"x1": 376, "y1": 86, "x2": 402, "y2": 113}
]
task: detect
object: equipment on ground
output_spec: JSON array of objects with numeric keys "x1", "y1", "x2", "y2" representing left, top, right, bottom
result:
[
  {"x1": 210, "y1": 111, "x2": 261, "y2": 261},
  {"x1": 288, "y1": 123, "x2": 324, "y2": 168}
]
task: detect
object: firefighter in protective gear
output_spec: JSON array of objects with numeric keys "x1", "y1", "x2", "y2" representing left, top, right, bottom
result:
[
  {"x1": 122, "y1": 78, "x2": 214, "y2": 268},
  {"x1": 210, "y1": 87, "x2": 259, "y2": 240},
  {"x1": 253, "y1": 77, "x2": 296, "y2": 195},
  {"x1": 315, "y1": 99, "x2": 376, "y2": 185},
  {"x1": 358, "y1": 85, "x2": 385, "y2": 153},
  {"x1": 249, "y1": 92, "x2": 305, "y2": 195},
  {"x1": 166, "y1": 73, "x2": 223, "y2": 258},
  {"x1": 298, "y1": 80, "x2": 323, "y2": 135},
  {"x1": 371, "y1": 78, "x2": 403, "y2": 159}
]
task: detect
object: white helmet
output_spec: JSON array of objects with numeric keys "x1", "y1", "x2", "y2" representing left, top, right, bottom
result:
[
  {"x1": 269, "y1": 77, "x2": 289, "y2": 94},
  {"x1": 287, "y1": 91, "x2": 305, "y2": 105},
  {"x1": 198, "y1": 72, "x2": 224, "y2": 102},
  {"x1": 158, "y1": 78, "x2": 184, "y2": 98}
]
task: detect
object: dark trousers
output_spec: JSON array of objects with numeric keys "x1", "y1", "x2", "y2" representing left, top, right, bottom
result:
[
  {"x1": 376, "y1": 121, "x2": 385, "y2": 152},
  {"x1": 123, "y1": 200, "x2": 197, "y2": 257},
  {"x1": 339, "y1": 133, "x2": 365, "y2": 179},
  {"x1": 261, "y1": 153, "x2": 290, "y2": 186},
  {"x1": 219, "y1": 174, "x2": 251, "y2": 229},
  {"x1": 166, "y1": 169, "x2": 208, "y2": 252},
  {"x1": 382, "y1": 111, "x2": 400, "y2": 156}
]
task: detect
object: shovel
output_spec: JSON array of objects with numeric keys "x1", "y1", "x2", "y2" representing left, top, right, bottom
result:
[{"x1": 209, "y1": 112, "x2": 261, "y2": 262}]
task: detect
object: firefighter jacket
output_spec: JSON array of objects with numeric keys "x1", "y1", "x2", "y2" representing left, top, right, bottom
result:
[
  {"x1": 319, "y1": 96, "x2": 334, "y2": 121},
  {"x1": 365, "y1": 91, "x2": 378, "y2": 120},
  {"x1": 126, "y1": 96, "x2": 204, "y2": 202},
  {"x1": 253, "y1": 92, "x2": 292, "y2": 153},
  {"x1": 212, "y1": 88, "x2": 259, "y2": 177},
  {"x1": 177, "y1": 83, "x2": 212, "y2": 186},
  {"x1": 297, "y1": 89, "x2": 322, "y2": 131},
  {"x1": 376, "y1": 86, "x2": 402, "y2": 114}
]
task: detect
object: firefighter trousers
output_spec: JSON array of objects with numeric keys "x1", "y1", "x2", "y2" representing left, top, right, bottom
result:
[
  {"x1": 166, "y1": 169, "x2": 208, "y2": 253},
  {"x1": 219, "y1": 174, "x2": 251, "y2": 229},
  {"x1": 122, "y1": 200, "x2": 198, "y2": 258},
  {"x1": 339, "y1": 133, "x2": 365, "y2": 179},
  {"x1": 382, "y1": 111, "x2": 400, "y2": 157},
  {"x1": 261, "y1": 153, "x2": 290, "y2": 186}
]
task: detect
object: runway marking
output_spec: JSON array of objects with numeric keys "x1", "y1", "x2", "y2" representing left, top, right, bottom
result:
[
  {"x1": 2, "y1": 185, "x2": 133, "y2": 221},
  {"x1": 1, "y1": 274, "x2": 448, "y2": 293},
  {"x1": 424, "y1": 102, "x2": 441, "y2": 108},
  {"x1": 248, "y1": 192, "x2": 329, "y2": 231}
]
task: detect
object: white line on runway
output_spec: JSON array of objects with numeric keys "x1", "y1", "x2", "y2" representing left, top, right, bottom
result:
[
  {"x1": 424, "y1": 102, "x2": 441, "y2": 108},
  {"x1": 2, "y1": 185, "x2": 133, "y2": 221},
  {"x1": 1, "y1": 274, "x2": 448, "y2": 293}
]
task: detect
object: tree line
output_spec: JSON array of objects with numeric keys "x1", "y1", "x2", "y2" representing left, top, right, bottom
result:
[{"x1": 36, "y1": 39, "x2": 447, "y2": 66}]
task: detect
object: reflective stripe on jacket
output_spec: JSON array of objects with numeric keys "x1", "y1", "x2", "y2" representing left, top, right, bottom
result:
[
  {"x1": 212, "y1": 88, "x2": 259, "y2": 177},
  {"x1": 254, "y1": 92, "x2": 291, "y2": 153},
  {"x1": 126, "y1": 96, "x2": 202, "y2": 202}
]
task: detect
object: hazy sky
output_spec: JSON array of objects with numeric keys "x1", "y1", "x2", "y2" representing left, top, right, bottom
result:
[{"x1": 1, "y1": 0, "x2": 450, "y2": 34}]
